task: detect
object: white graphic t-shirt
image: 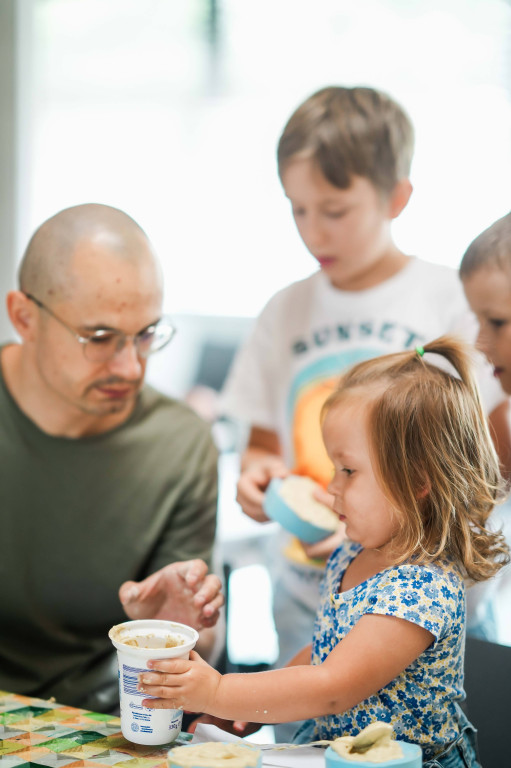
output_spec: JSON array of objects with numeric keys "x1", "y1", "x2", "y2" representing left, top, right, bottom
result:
[{"x1": 222, "y1": 258, "x2": 501, "y2": 488}]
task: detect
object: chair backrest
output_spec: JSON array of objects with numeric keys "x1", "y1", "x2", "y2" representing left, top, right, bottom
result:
[{"x1": 464, "y1": 636, "x2": 511, "y2": 768}]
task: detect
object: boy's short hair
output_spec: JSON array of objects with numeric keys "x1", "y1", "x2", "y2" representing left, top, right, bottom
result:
[
  {"x1": 277, "y1": 86, "x2": 414, "y2": 196},
  {"x1": 459, "y1": 211, "x2": 511, "y2": 279}
]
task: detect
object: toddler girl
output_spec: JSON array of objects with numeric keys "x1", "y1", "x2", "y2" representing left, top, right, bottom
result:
[{"x1": 138, "y1": 336, "x2": 509, "y2": 767}]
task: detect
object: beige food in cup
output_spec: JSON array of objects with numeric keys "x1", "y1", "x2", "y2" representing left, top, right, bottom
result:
[
  {"x1": 109, "y1": 625, "x2": 185, "y2": 650},
  {"x1": 279, "y1": 475, "x2": 338, "y2": 530},
  {"x1": 121, "y1": 634, "x2": 183, "y2": 649}
]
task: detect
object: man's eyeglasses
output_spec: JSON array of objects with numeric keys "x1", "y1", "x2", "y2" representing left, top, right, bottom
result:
[{"x1": 24, "y1": 293, "x2": 177, "y2": 363}]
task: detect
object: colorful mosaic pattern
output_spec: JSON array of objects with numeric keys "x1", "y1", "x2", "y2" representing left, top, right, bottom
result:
[{"x1": 0, "y1": 690, "x2": 170, "y2": 768}]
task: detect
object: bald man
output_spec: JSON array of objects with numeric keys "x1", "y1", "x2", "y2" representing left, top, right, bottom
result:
[{"x1": 0, "y1": 204, "x2": 221, "y2": 713}]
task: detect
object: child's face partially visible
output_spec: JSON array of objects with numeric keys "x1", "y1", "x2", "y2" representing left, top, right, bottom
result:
[
  {"x1": 322, "y1": 398, "x2": 400, "y2": 553},
  {"x1": 281, "y1": 158, "x2": 401, "y2": 291},
  {"x1": 463, "y1": 266, "x2": 511, "y2": 395}
]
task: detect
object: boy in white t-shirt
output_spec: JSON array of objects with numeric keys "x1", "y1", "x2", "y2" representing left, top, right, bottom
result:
[
  {"x1": 460, "y1": 211, "x2": 511, "y2": 641},
  {"x1": 221, "y1": 87, "x2": 509, "y2": 736}
]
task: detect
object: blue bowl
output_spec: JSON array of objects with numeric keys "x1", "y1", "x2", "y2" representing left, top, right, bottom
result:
[
  {"x1": 325, "y1": 742, "x2": 422, "y2": 767},
  {"x1": 263, "y1": 476, "x2": 337, "y2": 544}
]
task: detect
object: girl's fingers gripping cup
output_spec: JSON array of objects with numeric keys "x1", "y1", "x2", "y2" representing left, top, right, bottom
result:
[{"x1": 109, "y1": 619, "x2": 199, "y2": 745}]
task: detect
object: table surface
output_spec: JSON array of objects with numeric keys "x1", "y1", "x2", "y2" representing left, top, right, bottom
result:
[{"x1": 0, "y1": 690, "x2": 171, "y2": 768}]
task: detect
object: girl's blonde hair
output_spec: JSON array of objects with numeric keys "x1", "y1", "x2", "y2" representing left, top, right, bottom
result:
[{"x1": 322, "y1": 336, "x2": 509, "y2": 582}]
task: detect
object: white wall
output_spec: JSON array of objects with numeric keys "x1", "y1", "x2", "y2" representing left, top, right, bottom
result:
[
  {"x1": 3, "y1": 1, "x2": 511, "y2": 362},
  {"x1": 23, "y1": 0, "x2": 511, "y2": 322},
  {"x1": 0, "y1": 1, "x2": 34, "y2": 338}
]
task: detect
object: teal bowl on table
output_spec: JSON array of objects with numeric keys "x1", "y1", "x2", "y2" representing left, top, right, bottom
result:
[
  {"x1": 325, "y1": 741, "x2": 422, "y2": 767},
  {"x1": 263, "y1": 476, "x2": 335, "y2": 544}
]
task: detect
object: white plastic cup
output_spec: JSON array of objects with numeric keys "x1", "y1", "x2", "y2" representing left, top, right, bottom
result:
[{"x1": 109, "y1": 619, "x2": 199, "y2": 745}]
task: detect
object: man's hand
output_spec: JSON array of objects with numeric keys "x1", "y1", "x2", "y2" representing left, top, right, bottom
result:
[{"x1": 119, "y1": 560, "x2": 223, "y2": 630}]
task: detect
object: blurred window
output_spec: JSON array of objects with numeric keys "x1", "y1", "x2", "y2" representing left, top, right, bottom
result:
[{"x1": 31, "y1": 0, "x2": 511, "y2": 317}]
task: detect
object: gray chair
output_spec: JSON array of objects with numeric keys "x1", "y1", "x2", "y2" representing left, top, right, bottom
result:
[{"x1": 463, "y1": 636, "x2": 511, "y2": 767}]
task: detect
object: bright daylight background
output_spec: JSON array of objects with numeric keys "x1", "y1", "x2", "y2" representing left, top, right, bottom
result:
[
  {"x1": 27, "y1": 0, "x2": 511, "y2": 399},
  {"x1": 25, "y1": 0, "x2": 511, "y2": 675},
  {"x1": 30, "y1": 0, "x2": 511, "y2": 320}
]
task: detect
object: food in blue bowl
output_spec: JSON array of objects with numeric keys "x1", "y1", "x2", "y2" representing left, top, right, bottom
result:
[
  {"x1": 263, "y1": 475, "x2": 339, "y2": 544},
  {"x1": 325, "y1": 722, "x2": 422, "y2": 766},
  {"x1": 167, "y1": 741, "x2": 262, "y2": 767}
]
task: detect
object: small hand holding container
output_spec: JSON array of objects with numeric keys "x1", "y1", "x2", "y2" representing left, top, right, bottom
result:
[{"x1": 109, "y1": 619, "x2": 199, "y2": 746}]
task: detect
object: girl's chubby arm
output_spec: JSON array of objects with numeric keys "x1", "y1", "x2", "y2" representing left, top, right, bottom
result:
[
  {"x1": 138, "y1": 615, "x2": 433, "y2": 723},
  {"x1": 179, "y1": 644, "x2": 314, "y2": 737}
]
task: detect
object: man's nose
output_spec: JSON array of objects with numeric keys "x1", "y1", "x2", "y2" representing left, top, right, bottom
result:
[{"x1": 108, "y1": 337, "x2": 143, "y2": 378}]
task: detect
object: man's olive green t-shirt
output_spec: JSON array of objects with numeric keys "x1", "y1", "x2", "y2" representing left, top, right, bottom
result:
[{"x1": 0, "y1": 366, "x2": 218, "y2": 713}]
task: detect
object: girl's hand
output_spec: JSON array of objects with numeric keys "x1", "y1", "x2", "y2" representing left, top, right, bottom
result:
[
  {"x1": 138, "y1": 651, "x2": 221, "y2": 712},
  {"x1": 301, "y1": 486, "x2": 346, "y2": 559},
  {"x1": 187, "y1": 714, "x2": 261, "y2": 738},
  {"x1": 302, "y1": 525, "x2": 346, "y2": 560}
]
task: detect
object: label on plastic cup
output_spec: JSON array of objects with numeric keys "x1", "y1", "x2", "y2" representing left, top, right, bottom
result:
[{"x1": 109, "y1": 619, "x2": 199, "y2": 746}]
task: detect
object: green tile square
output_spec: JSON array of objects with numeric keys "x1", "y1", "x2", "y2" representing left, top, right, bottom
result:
[
  {"x1": 69, "y1": 730, "x2": 106, "y2": 745},
  {"x1": 36, "y1": 730, "x2": 105, "y2": 753},
  {"x1": 28, "y1": 725, "x2": 75, "y2": 738},
  {"x1": 85, "y1": 713, "x2": 118, "y2": 723},
  {"x1": 0, "y1": 707, "x2": 51, "y2": 725},
  {"x1": 33, "y1": 736, "x2": 79, "y2": 754}
]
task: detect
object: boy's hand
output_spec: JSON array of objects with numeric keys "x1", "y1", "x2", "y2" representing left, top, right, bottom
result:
[
  {"x1": 138, "y1": 650, "x2": 221, "y2": 713},
  {"x1": 119, "y1": 561, "x2": 224, "y2": 630},
  {"x1": 236, "y1": 457, "x2": 288, "y2": 522}
]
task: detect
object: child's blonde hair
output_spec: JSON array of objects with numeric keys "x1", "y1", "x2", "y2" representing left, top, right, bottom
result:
[
  {"x1": 459, "y1": 211, "x2": 511, "y2": 278},
  {"x1": 322, "y1": 336, "x2": 509, "y2": 582},
  {"x1": 277, "y1": 85, "x2": 414, "y2": 196}
]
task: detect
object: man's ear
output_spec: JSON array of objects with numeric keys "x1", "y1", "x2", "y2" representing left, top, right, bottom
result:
[
  {"x1": 6, "y1": 291, "x2": 38, "y2": 341},
  {"x1": 388, "y1": 178, "x2": 413, "y2": 219}
]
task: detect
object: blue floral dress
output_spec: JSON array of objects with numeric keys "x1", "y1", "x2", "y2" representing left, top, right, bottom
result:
[{"x1": 311, "y1": 541, "x2": 467, "y2": 761}]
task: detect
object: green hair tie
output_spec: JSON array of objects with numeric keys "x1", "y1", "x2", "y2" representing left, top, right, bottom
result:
[{"x1": 415, "y1": 345, "x2": 425, "y2": 357}]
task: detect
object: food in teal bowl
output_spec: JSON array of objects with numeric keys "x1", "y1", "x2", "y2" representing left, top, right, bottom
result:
[
  {"x1": 325, "y1": 722, "x2": 422, "y2": 767},
  {"x1": 263, "y1": 475, "x2": 339, "y2": 543},
  {"x1": 325, "y1": 742, "x2": 422, "y2": 766},
  {"x1": 167, "y1": 741, "x2": 262, "y2": 767}
]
